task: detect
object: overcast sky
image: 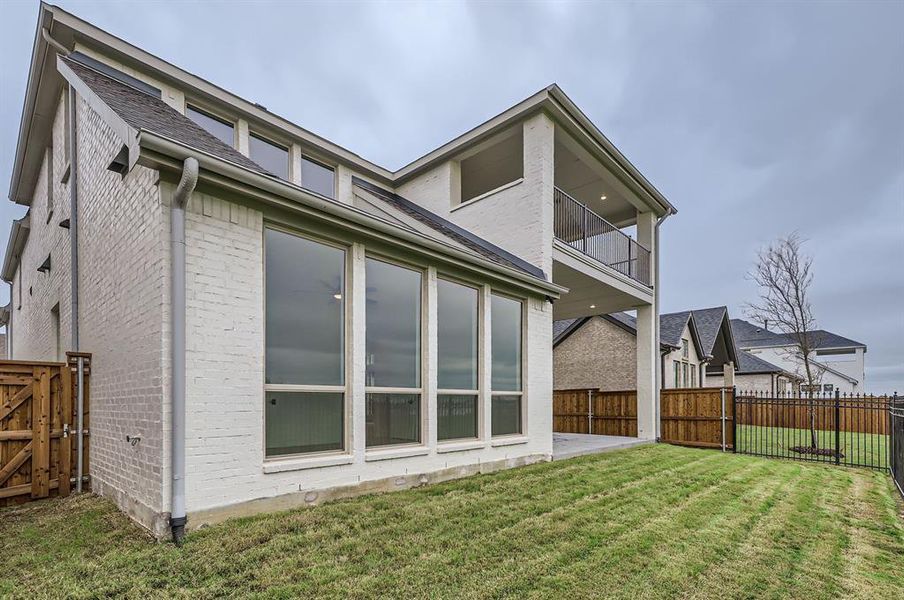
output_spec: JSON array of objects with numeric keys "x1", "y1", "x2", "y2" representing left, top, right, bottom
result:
[{"x1": 1, "y1": 0, "x2": 902, "y2": 391}]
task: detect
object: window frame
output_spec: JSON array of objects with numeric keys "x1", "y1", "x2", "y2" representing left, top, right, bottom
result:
[
  {"x1": 249, "y1": 131, "x2": 290, "y2": 180},
  {"x1": 300, "y1": 153, "x2": 337, "y2": 199},
  {"x1": 436, "y1": 276, "x2": 482, "y2": 443},
  {"x1": 262, "y1": 224, "x2": 351, "y2": 461},
  {"x1": 363, "y1": 253, "x2": 427, "y2": 449},
  {"x1": 489, "y1": 291, "x2": 526, "y2": 438},
  {"x1": 186, "y1": 103, "x2": 237, "y2": 148}
]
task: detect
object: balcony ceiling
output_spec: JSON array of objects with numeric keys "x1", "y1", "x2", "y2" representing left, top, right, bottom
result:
[{"x1": 554, "y1": 135, "x2": 638, "y2": 227}]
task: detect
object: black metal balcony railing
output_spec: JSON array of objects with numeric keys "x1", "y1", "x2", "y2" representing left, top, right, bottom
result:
[{"x1": 553, "y1": 187, "x2": 652, "y2": 287}]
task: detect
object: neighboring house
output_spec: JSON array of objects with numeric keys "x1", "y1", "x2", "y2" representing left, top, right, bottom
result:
[
  {"x1": 1, "y1": 5, "x2": 674, "y2": 538},
  {"x1": 730, "y1": 319, "x2": 866, "y2": 394},
  {"x1": 554, "y1": 306, "x2": 737, "y2": 391},
  {"x1": 707, "y1": 349, "x2": 801, "y2": 395}
]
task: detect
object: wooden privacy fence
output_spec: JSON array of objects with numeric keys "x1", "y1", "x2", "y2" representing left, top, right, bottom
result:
[
  {"x1": 553, "y1": 389, "x2": 637, "y2": 437},
  {"x1": 735, "y1": 391, "x2": 890, "y2": 435},
  {"x1": 660, "y1": 387, "x2": 734, "y2": 450},
  {"x1": 0, "y1": 353, "x2": 90, "y2": 505}
]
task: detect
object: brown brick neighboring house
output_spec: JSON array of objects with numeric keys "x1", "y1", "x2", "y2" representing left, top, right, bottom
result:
[{"x1": 554, "y1": 307, "x2": 739, "y2": 391}]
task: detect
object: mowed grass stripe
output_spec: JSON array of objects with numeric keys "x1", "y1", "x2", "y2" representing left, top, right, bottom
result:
[
  {"x1": 243, "y1": 447, "x2": 722, "y2": 595},
  {"x1": 344, "y1": 450, "x2": 731, "y2": 597},
  {"x1": 515, "y1": 457, "x2": 785, "y2": 599}
]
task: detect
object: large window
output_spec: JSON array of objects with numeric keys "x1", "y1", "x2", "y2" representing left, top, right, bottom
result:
[
  {"x1": 301, "y1": 156, "x2": 335, "y2": 198},
  {"x1": 491, "y1": 294, "x2": 522, "y2": 436},
  {"x1": 365, "y1": 257, "x2": 422, "y2": 447},
  {"x1": 437, "y1": 279, "x2": 479, "y2": 441},
  {"x1": 264, "y1": 228, "x2": 345, "y2": 457},
  {"x1": 186, "y1": 105, "x2": 235, "y2": 147},
  {"x1": 250, "y1": 134, "x2": 289, "y2": 180}
]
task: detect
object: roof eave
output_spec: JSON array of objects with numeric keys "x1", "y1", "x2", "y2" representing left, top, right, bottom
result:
[
  {"x1": 1, "y1": 215, "x2": 31, "y2": 283},
  {"x1": 8, "y1": 3, "x2": 56, "y2": 206}
]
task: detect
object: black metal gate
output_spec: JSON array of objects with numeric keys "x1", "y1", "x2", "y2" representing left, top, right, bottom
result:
[
  {"x1": 891, "y1": 395, "x2": 904, "y2": 498},
  {"x1": 733, "y1": 390, "x2": 892, "y2": 471}
]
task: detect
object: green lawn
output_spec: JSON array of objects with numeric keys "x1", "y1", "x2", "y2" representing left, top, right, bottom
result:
[
  {"x1": 2, "y1": 445, "x2": 902, "y2": 599},
  {"x1": 736, "y1": 425, "x2": 889, "y2": 469}
]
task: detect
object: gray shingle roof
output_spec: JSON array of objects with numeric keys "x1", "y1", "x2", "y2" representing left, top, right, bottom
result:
[
  {"x1": 553, "y1": 318, "x2": 581, "y2": 342},
  {"x1": 689, "y1": 306, "x2": 728, "y2": 357},
  {"x1": 659, "y1": 311, "x2": 691, "y2": 348},
  {"x1": 64, "y1": 55, "x2": 266, "y2": 174},
  {"x1": 731, "y1": 319, "x2": 866, "y2": 351},
  {"x1": 736, "y1": 350, "x2": 786, "y2": 374},
  {"x1": 352, "y1": 178, "x2": 546, "y2": 279}
]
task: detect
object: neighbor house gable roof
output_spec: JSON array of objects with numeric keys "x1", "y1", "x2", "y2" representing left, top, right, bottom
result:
[
  {"x1": 736, "y1": 350, "x2": 792, "y2": 376},
  {"x1": 731, "y1": 319, "x2": 866, "y2": 352},
  {"x1": 553, "y1": 310, "x2": 704, "y2": 355}
]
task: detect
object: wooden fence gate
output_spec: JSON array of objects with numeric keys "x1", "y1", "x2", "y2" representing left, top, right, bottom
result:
[
  {"x1": 553, "y1": 389, "x2": 638, "y2": 437},
  {"x1": 660, "y1": 387, "x2": 734, "y2": 450},
  {"x1": 0, "y1": 353, "x2": 90, "y2": 505}
]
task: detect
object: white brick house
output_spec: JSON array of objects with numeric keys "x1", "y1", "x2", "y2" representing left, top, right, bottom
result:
[{"x1": 2, "y1": 4, "x2": 675, "y2": 539}]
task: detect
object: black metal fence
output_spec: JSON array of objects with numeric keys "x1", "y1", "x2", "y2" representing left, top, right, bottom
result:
[
  {"x1": 891, "y1": 395, "x2": 904, "y2": 499},
  {"x1": 734, "y1": 390, "x2": 892, "y2": 471}
]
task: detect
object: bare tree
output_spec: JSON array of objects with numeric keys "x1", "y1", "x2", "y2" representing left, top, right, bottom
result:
[{"x1": 746, "y1": 233, "x2": 824, "y2": 449}]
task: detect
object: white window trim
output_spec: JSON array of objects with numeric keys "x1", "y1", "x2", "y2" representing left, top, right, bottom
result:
[
  {"x1": 249, "y1": 131, "x2": 290, "y2": 179},
  {"x1": 363, "y1": 255, "x2": 427, "y2": 450},
  {"x1": 262, "y1": 225, "x2": 351, "y2": 464},
  {"x1": 489, "y1": 292, "x2": 526, "y2": 438},
  {"x1": 436, "y1": 276, "x2": 482, "y2": 444}
]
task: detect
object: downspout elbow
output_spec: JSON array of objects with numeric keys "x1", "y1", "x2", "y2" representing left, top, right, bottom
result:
[{"x1": 170, "y1": 157, "x2": 198, "y2": 545}]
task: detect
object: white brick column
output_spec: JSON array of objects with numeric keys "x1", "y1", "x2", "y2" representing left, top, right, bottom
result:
[
  {"x1": 636, "y1": 210, "x2": 657, "y2": 440},
  {"x1": 425, "y1": 267, "x2": 438, "y2": 450},
  {"x1": 350, "y1": 243, "x2": 367, "y2": 461}
]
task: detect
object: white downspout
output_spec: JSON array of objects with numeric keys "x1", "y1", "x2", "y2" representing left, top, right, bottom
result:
[{"x1": 169, "y1": 158, "x2": 198, "y2": 545}]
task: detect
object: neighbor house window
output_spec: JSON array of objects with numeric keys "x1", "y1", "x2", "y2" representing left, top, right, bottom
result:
[
  {"x1": 681, "y1": 339, "x2": 689, "y2": 359},
  {"x1": 491, "y1": 294, "x2": 522, "y2": 436},
  {"x1": 437, "y1": 278, "x2": 479, "y2": 441},
  {"x1": 186, "y1": 105, "x2": 235, "y2": 147},
  {"x1": 690, "y1": 366, "x2": 697, "y2": 388},
  {"x1": 365, "y1": 257, "x2": 422, "y2": 447},
  {"x1": 264, "y1": 228, "x2": 346, "y2": 457},
  {"x1": 673, "y1": 362, "x2": 680, "y2": 388},
  {"x1": 301, "y1": 156, "x2": 335, "y2": 198},
  {"x1": 249, "y1": 133, "x2": 289, "y2": 180}
]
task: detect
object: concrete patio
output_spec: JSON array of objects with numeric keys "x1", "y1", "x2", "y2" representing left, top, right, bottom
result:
[{"x1": 552, "y1": 432, "x2": 653, "y2": 461}]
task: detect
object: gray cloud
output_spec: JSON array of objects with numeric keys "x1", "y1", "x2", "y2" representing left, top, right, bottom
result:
[{"x1": 1, "y1": 0, "x2": 902, "y2": 390}]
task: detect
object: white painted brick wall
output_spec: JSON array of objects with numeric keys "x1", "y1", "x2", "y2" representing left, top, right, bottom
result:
[
  {"x1": 398, "y1": 113, "x2": 555, "y2": 276},
  {"x1": 181, "y1": 190, "x2": 553, "y2": 514},
  {"x1": 12, "y1": 93, "x2": 169, "y2": 530}
]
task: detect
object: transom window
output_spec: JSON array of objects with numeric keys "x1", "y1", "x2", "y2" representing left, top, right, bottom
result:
[
  {"x1": 437, "y1": 278, "x2": 479, "y2": 441},
  {"x1": 186, "y1": 105, "x2": 235, "y2": 147},
  {"x1": 491, "y1": 293, "x2": 522, "y2": 436},
  {"x1": 264, "y1": 228, "x2": 346, "y2": 458},
  {"x1": 365, "y1": 257, "x2": 423, "y2": 447},
  {"x1": 301, "y1": 155, "x2": 335, "y2": 199},
  {"x1": 250, "y1": 134, "x2": 289, "y2": 180}
]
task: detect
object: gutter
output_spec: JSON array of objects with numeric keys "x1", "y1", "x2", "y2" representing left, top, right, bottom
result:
[
  {"x1": 169, "y1": 157, "x2": 199, "y2": 545},
  {"x1": 137, "y1": 131, "x2": 565, "y2": 299}
]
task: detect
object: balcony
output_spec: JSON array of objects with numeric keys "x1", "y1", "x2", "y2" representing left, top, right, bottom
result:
[{"x1": 553, "y1": 187, "x2": 651, "y2": 287}]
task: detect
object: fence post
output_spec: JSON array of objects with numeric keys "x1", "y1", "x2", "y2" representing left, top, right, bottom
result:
[
  {"x1": 587, "y1": 389, "x2": 593, "y2": 435},
  {"x1": 732, "y1": 387, "x2": 737, "y2": 453},
  {"x1": 720, "y1": 387, "x2": 726, "y2": 452},
  {"x1": 834, "y1": 389, "x2": 841, "y2": 465}
]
